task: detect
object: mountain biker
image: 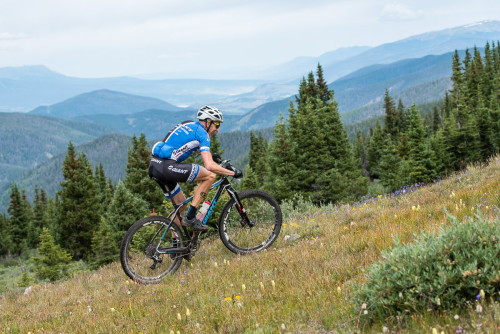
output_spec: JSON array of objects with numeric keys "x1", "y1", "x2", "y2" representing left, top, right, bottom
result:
[{"x1": 148, "y1": 106, "x2": 243, "y2": 232}]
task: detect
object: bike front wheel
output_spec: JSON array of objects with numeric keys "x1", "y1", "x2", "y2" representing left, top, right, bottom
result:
[
  {"x1": 120, "y1": 215, "x2": 184, "y2": 284},
  {"x1": 218, "y1": 189, "x2": 282, "y2": 254}
]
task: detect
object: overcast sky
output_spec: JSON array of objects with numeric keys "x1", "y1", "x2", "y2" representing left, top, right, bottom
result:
[{"x1": 1, "y1": 0, "x2": 500, "y2": 78}]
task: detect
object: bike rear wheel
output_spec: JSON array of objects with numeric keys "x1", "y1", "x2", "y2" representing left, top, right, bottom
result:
[
  {"x1": 120, "y1": 215, "x2": 184, "y2": 284},
  {"x1": 218, "y1": 189, "x2": 282, "y2": 254}
]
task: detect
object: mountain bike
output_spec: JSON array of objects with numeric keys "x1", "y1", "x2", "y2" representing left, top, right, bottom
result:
[{"x1": 120, "y1": 154, "x2": 282, "y2": 284}]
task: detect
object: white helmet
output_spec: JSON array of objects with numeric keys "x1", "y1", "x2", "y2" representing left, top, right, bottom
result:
[{"x1": 197, "y1": 106, "x2": 223, "y2": 123}]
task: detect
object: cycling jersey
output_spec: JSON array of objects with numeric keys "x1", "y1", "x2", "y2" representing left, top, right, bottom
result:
[{"x1": 151, "y1": 120, "x2": 211, "y2": 162}]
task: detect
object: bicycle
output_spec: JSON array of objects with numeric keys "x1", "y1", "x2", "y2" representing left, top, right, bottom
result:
[{"x1": 120, "y1": 154, "x2": 283, "y2": 284}]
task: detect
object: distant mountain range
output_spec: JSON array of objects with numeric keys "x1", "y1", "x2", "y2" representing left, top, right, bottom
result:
[{"x1": 1, "y1": 20, "x2": 499, "y2": 115}]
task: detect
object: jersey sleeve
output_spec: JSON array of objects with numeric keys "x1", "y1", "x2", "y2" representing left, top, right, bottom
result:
[{"x1": 198, "y1": 132, "x2": 211, "y2": 152}]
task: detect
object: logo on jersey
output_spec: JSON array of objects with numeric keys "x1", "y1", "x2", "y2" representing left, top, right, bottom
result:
[
  {"x1": 151, "y1": 158, "x2": 163, "y2": 164},
  {"x1": 168, "y1": 165, "x2": 188, "y2": 174}
]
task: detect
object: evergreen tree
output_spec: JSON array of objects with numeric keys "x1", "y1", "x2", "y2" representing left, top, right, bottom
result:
[
  {"x1": 397, "y1": 99, "x2": 408, "y2": 133},
  {"x1": 265, "y1": 64, "x2": 367, "y2": 204},
  {"x1": 6, "y1": 184, "x2": 30, "y2": 254},
  {"x1": 0, "y1": 213, "x2": 9, "y2": 255},
  {"x1": 95, "y1": 163, "x2": 112, "y2": 211},
  {"x1": 406, "y1": 104, "x2": 435, "y2": 184},
  {"x1": 264, "y1": 114, "x2": 297, "y2": 202},
  {"x1": 92, "y1": 181, "x2": 149, "y2": 268},
  {"x1": 17, "y1": 271, "x2": 35, "y2": 288},
  {"x1": 56, "y1": 142, "x2": 101, "y2": 260},
  {"x1": 28, "y1": 186, "x2": 49, "y2": 249},
  {"x1": 383, "y1": 89, "x2": 399, "y2": 139},
  {"x1": 432, "y1": 105, "x2": 442, "y2": 133},
  {"x1": 33, "y1": 227, "x2": 72, "y2": 282},
  {"x1": 378, "y1": 136, "x2": 405, "y2": 192},
  {"x1": 353, "y1": 131, "x2": 369, "y2": 177},
  {"x1": 367, "y1": 121, "x2": 385, "y2": 180},
  {"x1": 125, "y1": 133, "x2": 163, "y2": 212},
  {"x1": 240, "y1": 164, "x2": 260, "y2": 191}
]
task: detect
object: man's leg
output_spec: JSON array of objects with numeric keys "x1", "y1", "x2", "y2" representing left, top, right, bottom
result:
[{"x1": 191, "y1": 166, "x2": 216, "y2": 207}]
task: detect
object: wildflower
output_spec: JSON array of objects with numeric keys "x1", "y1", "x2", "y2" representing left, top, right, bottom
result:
[
  {"x1": 110, "y1": 308, "x2": 115, "y2": 312},
  {"x1": 235, "y1": 295, "x2": 242, "y2": 300},
  {"x1": 225, "y1": 297, "x2": 232, "y2": 301},
  {"x1": 454, "y1": 314, "x2": 460, "y2": 320},
  {"x1": 337, "y1": 286, "x2": 342, "y2": 294},
  {"x1": 242, "y1": 284, "x2": 246, "y2": 293},
  {"x1": 177, "y1": 313, "x2": 182, "y2": 321},
  {"x1": 170, "y1": 331, "x2": 175, "y2": 334},
  {"x1": 361, "y1": 303, "x2": 367, "y2": 309},
  {"x1": 363, "y1": 310, "x2": 368, "y2": 315},
  {"x1": 480, "y1": 289, "x2": 485, "y2": 299},
  {"x1": 383, "y1": 327, "x2": 388, "y2": 333},
  {"x1": 237, "y1": 302, "x2": 243, "y2": 308},
  {"x1": 432, "y1": 328, "x2": 438, "y2": 334},
  {"x1": 260, "y1": 282, "x2": 265, "y2": 291},
  {"x1": 281, "y1": 324, "x2": 286, "y2": 330},
  {"x1": 436, "y1": 298, "x2": 441, "y2": 306},
  {"x1": 214, "y1": 262, "x2": 218, "y2": 268},
  {"x1": 271, "y1": 280, "x2": 276, "y2": 290},
  {"x1": 186, "y1": 308, "x2": 191, "y2": 316},
  {"x1": 476, "y1": 304, "x2": 483, "y2": 313}
]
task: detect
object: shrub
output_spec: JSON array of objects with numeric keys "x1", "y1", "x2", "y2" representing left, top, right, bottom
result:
[{"x1": 353, "y1": 211, "x2": 500, "y2": 322}]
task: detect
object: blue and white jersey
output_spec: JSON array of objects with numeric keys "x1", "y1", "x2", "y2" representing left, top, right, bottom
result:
[{"x1": 151, "y1": 120, "x2": 211, "y2": 162}]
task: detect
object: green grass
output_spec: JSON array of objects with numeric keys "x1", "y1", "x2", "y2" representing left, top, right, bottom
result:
[{"x1": 1, "y1": 157, "x2": 500, "y2": 333}]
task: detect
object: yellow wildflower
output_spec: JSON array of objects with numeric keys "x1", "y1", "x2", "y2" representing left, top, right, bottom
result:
[{"x1": 225, "y1": 297, "x2": 232, "y2": 301}]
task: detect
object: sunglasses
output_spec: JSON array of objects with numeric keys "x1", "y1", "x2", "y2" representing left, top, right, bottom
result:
[{"x1": 213, "y1": 121, "x2": 220, "y2": 129}]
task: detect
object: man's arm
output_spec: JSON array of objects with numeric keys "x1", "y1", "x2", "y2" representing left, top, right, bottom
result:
[{"x1": 200, "y1": 151, "x2": 235, "y2": 176}]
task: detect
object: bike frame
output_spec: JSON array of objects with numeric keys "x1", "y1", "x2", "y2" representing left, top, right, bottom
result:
[{"x1": 153, "y1": 174, "x2": 251, "y2": 255}]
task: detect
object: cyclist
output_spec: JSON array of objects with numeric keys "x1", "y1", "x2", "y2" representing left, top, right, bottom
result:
[{"x1": 149, "y1": 106, "x2": 243, "y2": 232}]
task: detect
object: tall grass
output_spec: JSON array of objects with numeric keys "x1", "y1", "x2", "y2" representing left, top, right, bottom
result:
[{"x1": 1, "y1": 157, "x2": 500, "y2": 333}]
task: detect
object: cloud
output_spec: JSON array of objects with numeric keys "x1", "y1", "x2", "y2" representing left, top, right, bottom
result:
[
  {"x1": 379, "y1": 3, "x2": 424, "y2": 21},
  {"x1": 0, "y1": 32, "x2": 27, "y2": 40}
]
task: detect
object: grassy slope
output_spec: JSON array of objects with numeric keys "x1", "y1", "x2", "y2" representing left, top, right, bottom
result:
[{"x1": 1, "y1": 158, "x2": 500, "y2": 333}]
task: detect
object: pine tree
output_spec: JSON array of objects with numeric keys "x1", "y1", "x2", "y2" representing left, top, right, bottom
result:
[
  {"x1": 367, "y1": 121, "x2": 385, "y2": 180},
  {"x1": 264, "y1": 114, "x2": 297, "y2": 202},
  {"x1": 56, "y1": 142, "x2": 101, "y2": 260},
  {"x1": 125, "y1": 133, "x2": 163, "y2": 212},
  {"x1": 28, "y1": 185, "x2": 49, "y2": 248},
  {"x1": 95, "y1": 163, "x2": 112, "y2": 211},
  {"x1": 17, "y1": 271, "x2": 35, "y2": 288},
  {"x1": 240, "y1": 164, "x2": 260, "y2": 191},
  {"x1": 353, "y1": 131, "x2": 369, "y2": 177},
  {"x1": 383, "y1": 89, "x2": 399, "y2": 139},
  {"x1": 92, "y1": 181, "x2": 149, "y2": 268},
  {"x1": 406, "y1": 104, "x2": 435, "y2": 184},
  {"x1": 33, "y1": 227, "x2": 72, "y2": 282},
  {"x1": 6, "y1": 184, "x2": 30, "y2": 254},
  {"x1": 0, "y1": 213, "x2": 9, "y2": 255},
  {"x1": 378, "y1": 136, "x2": 405, "y2": 192}
]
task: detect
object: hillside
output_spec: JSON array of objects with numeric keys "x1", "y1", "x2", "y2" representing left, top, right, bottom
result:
[
  {"x1": 2, "y1": 157, "x2": 499, "y2": 332},
  {"x1": 0, "y1": 113, "x2": 115, "y2": 174},
  {"x1": 30, "y1": 89, "x2": 184, "y2": 118},
  {"x1": 0, "y1": 133, "x2": 131, "y2": 213}
]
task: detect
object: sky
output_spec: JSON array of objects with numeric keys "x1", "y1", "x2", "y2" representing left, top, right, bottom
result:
[{"x1": 1, "y1": 0, "x2": 500, "y2": 79}]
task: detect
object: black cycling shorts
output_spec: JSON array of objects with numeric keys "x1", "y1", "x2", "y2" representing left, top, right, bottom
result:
[{"x1": 148, "y1": 156, "x2": 200, "y2": 198}]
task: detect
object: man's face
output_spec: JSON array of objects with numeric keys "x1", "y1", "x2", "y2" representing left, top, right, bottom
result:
[{"x1": 206, "y1": 120, "x2": 220, "y2": 137}]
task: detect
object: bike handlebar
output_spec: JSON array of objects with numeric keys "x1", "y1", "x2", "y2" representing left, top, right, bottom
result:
[{"x1": 212, "y1": 153, "x2": 236, "y2": 174}]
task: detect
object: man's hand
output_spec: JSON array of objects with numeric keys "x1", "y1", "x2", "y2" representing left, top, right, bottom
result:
[{"x1": 233, "y1": 169, "x2": 243, "y2": 179}]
